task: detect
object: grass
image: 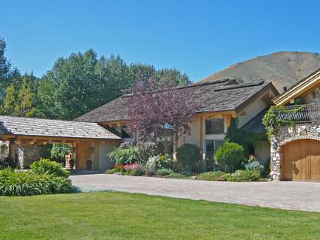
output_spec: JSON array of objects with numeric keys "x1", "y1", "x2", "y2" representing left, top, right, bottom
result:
[{"x1": 1, "y1": 192, "x2": 320, "y2": 239}]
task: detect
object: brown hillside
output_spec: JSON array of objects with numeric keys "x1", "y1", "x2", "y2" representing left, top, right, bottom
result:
[{"x1": 197, "y1": 51, "x2": 320, "y2": 92}]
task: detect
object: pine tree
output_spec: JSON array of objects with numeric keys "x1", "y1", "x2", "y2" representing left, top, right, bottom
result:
[
  {"x1": 15, "y1": 76, "x2": 36, "y2": 117},
  {"x1": 1, "y1": 84, "x2": 17, "y2": 115}
]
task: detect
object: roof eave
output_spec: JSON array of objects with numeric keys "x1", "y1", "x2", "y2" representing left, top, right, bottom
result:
[{"x1": 273, "y1": 68, "x2": 320, "y2": 106}]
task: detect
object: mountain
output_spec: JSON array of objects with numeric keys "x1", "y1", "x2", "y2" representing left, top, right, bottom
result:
[{"x1": 197, "y1": 51, "x2": 320, "y2": 92}]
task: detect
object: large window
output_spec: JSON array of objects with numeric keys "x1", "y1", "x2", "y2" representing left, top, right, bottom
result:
[
  {"x1": 205, "y1": 118, "x2": 224, "y2": 134},
  {"x1": 205, "y1": 139, "x2": 224, "y2": 167}
]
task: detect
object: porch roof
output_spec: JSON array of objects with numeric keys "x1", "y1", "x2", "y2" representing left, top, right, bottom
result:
[{"x1": 0, "y1": 115, "x2": 121, "y2": 140}]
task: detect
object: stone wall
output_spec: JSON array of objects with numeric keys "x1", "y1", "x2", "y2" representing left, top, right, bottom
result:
[
  {"x1": 16, "y1": 144, "x2": 51, "y2": 168},
  {"x1": 270, "y1": 124, "x2": 320, "y2": 181}
]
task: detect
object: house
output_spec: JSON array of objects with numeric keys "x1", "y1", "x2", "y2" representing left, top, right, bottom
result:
[
  {"x1": 269, "y1": 68, "x2": 320, "y2": 181},
  {"x1": 76, "y1": 79, "x2": 279, "y2": 168},
  {"x1": 0, "y1": 116, "x2": 121, "y2": 169}
]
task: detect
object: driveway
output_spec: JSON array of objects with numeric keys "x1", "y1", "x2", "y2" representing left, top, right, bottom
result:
[{"x1": 70, "y1": 174, "x2": 320, "y2": 212}]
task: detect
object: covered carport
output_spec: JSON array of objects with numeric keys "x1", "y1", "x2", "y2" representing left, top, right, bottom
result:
[{"x1": 0, "y1": 115, "x2": 121, "y2": 170}]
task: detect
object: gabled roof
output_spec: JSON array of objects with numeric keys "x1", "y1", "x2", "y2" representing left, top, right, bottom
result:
[
  {"x1": 241, "y1": 108, "x2": 269, "y2": 133},
  {"x1": 0, "y1": 115, "x2": 121, "y2": 140},
  {"x1": 76, "y1": 79, "x2": 278, "y2": 123},
  {"x1": 273, "y1": 68, "x2": 320, "y2": 105}
]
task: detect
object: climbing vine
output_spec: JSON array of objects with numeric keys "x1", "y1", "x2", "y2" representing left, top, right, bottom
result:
[{"x1": 262, "y1": 105, "x2": 297, "y2": 137}]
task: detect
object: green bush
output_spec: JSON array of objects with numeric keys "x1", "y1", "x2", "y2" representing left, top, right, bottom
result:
[
  {"x1": 156, "y1": 168, "x2": 174, "y2": 176},
  {"x1": 108, "y1": 147, "x2": 139, "y2": 165},
  {"x1": 164, "y1": 173, "x2": 190, "y2": 179},
  {"x1": 105, "y1": 167, "x2": 122, "y2": 174},
  {"x1": 0, "y1": 169, "x2": 73, "y2": 196},
  {"x1": 231, "y1": 169, "x2": 261, "y2": 182},
  {"x1": 177, "y1": 144, "x2": 201, "y2": 172},
  {"x1": 195, "y1": 171, "x2": 225, "y2": 181},
  {"x1": 50, "y1": 143, "x2": 71, "y2": 163},
  {"x1": 214, "y1": 141, "x2": 244, "y2": 172},
  {"x1": 30, "y1": 159, "x2": 69, "y2": 178}
]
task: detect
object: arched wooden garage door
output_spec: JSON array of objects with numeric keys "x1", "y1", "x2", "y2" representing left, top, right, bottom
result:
[{"x1": 282, "y1": 140, "x2": 320, "y2": 181}]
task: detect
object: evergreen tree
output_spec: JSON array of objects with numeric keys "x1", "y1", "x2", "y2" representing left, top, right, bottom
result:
[
  {"x1": 16, "y1": 76, "x2": 36, "y2": 117},
  {"x1": 1, "y1": 84, "x2": 17, "y2": 115}
]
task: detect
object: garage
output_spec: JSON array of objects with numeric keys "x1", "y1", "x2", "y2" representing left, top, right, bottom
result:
[{"x1": 282, "y1": 139, "x2": 320, "y2": 181}]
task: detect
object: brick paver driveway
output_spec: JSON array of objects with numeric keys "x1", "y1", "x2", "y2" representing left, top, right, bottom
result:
[{"x1": 70, "y1": 174, "x2": 320, "y2": 212}]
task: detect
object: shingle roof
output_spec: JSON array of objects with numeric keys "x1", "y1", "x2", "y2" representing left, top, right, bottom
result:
[
  {"x1": 76, "y1": 80, "x2": 278, "y2": 123},
  {"x1": 0, "y1": 115, "x2": 121, "y2": 140},
  {"x1": 241, "y1": 108, "x2": 269, "y2": 133}
]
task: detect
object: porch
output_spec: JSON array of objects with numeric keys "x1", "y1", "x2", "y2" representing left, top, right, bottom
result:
[{"x1": 0, "y1": 116, "x2": 121, "y2": 170}]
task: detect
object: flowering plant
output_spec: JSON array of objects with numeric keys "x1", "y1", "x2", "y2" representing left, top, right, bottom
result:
[{"x1": 122, "y1": 163, "x2": 145, "y2": 176}]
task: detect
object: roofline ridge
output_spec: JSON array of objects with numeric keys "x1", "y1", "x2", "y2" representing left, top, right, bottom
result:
[{"x1": 0, "y1": 115, "x2": 100, "y2": 125}]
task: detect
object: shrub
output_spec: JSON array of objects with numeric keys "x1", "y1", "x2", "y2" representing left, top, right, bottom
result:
[
  {"x1": 230, "y1": 169, "x2": 261, "y2": 181},
  {"x1": 136, "y1": 142, "x2": 158, "y2": 164},
  {"x1": 156, "y1": 168, "x2": 174, "y2": 176},
  {"x1": 30, "y1": 159, "x2": 69, "y2": 178},
  {"x1": 195, "y1": 171, "x2": 225, "y2": 181},
  {"x1": 176, "y1": 144, "x2": 201, "y2": 172},
  {"x1": 0, "y1": 169, "x2": 73, "y2": 196},
  {"x1": 164, "y1": 173, "x2": 190, "y2": 179},
  {"x1": 214, "y1": 141, "x2": 244, "y2": 172},
  {"x1": 145, "y1": 155, "x2": 175, "y2": 175},
  {"x1": 51, "y1": 143, "x2": 71, "y2": 163},
  {"x1": 244, "y1": 160, "x2": 264, "y2": 173},
  {"x1": 105, "y1": 166, "x2": 122, "y2": 174},
  {"x1": 158, "y1": 154, "x2": 175, "y2": 170},
  {"x1": 108, "y1": 147, "x2": 139, "y2": 165},
  {"x1": 123, "y1": 163, "x2": 146, "y2": 176}
]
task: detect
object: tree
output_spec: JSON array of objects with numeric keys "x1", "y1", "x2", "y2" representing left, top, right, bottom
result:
[
  {"x1": 15, "y1": 75, "x2": 36, "y2": 117},
  {"x1": 155, "y1": 68, "x2": 190, "y2": 86},
  {"x1": 1, "y1": 74, "x2": 37, "y2": 117},
  {"x1": 44, "y1": 51, "x2": 133, "y2": 119},
  {"x1": 1, "y1": 84, "x2": 17, "y2": 115},
  {"x1": 127, "y1": 75, "x2": 196, "y2": 142},
  {"x1": 36, "y1": 75, "x2": 61, "y2": 119},
  {"x1": 0, "y1": 37, "x2": 15, "y2": 103},
  {"x1": 0, "y1": 37, "x2": 11, "y2": 82}
]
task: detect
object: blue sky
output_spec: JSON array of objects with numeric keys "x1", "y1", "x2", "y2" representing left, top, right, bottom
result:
[{"x1": 1, "y1": 0, "x2": 320, "y2": 81}]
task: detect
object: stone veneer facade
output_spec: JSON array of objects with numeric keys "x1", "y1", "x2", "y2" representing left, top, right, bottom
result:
[
  {"x1": 16, "y1": 144, "x2": 50, "y2": 168},
  {"x1": 270, "y1": 124, "x2": 320, "y2": 181}
]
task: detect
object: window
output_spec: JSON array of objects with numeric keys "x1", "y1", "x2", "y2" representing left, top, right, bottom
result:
[
  {"x1": 205, "y1": 140, "x2": 224, "y2": 167},
  {"x1": 205, "y1": 118, "x2": 224, "y2": 134}
]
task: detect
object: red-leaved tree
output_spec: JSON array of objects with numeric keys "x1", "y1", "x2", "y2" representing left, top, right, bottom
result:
[{"x1": 126, "y1": 74, "x2": 197, "y2": 142}]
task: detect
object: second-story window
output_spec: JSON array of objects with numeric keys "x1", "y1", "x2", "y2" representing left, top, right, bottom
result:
[{"x1": 205, "y1": 118, "x2": 224, "y2": 134}]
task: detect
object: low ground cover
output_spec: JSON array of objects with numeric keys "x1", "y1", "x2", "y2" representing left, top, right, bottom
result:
[{"x1": 1, "y1": 191, "x2": 320, "y2": 239}]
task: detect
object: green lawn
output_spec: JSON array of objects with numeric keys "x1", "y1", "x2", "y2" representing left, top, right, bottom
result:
[{"x1": 1, "y1": 192, "x2": 320, "y2": 239}]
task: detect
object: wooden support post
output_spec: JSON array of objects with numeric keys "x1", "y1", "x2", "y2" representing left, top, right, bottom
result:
[
  {"x1": 10, "y1": 140, "x2": 16, "y2": 163},
  {"x1": 200, "y1": 116, "x2": 205, "y2": 171},
  {"x1": 94, "y1": 142, "x2": 99, "y2": 170},
  {"x1": 173, "y1": 133, "x2": 178, "y2": 162}
]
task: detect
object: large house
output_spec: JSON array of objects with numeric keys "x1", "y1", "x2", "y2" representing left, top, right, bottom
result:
[
  {"x1": 0, "y1": 77, "x2": 280, "y2": 172},
  {"x1": 269, "y1": 68, "x2": 320, "y2": 181},
  {"x1": 77, "y1": 79, "x2": 279, "y2": 168}
]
